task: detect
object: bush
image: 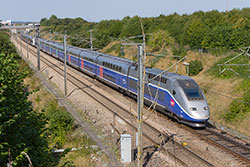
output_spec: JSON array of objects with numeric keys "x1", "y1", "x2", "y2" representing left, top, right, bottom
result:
[
  {"x1": 44, "y1": 102, "x2": 74, "y2": 148},
  {"x1": 189, "y1": 60, "x2": 203, "y2": 76},
  {"x1": 225, "y1": 100, "x2": 245, "y2": 122},
  {"x1": 171, "y1": 44, "x2": 186, "y2": 60},
  {"x1": 0, "y1": 32, "x2": 19, "y2": 57},
  {"x1": 224, "y1": 89, "x2": 250, "y2": 122}
]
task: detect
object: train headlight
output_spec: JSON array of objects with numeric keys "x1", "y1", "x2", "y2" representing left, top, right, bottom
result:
[
  {"x1": 204, "y1": 106, "x2": 209, "y2": 110},
  {"x1": 190, "y1": 107, "x2": 197, "y2": 111}
]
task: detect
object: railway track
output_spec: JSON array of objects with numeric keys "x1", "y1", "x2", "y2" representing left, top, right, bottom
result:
[
  {"x1": 177, "y1": 122, "x2": 250, "y2": 166},
  {"x1": 14, "y1": 37, "x2": 214, "y2": 167},
  {"x1": 194, "y1": 127, "x2": 250, "y2": 166}
]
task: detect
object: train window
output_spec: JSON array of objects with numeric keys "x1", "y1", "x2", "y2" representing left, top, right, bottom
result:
[
  {"x1": 116, "y1": 66, "x2": 119, "y2": 71},
  {"x1": 155, "y1": 76, "x2": 160, "y2": 82},
  {"x1": 148, "y1": 74, "x2": 151, "y2": 79},
  {"x1": 177, "y1": 80, "x2": 203, "y2": 100},
  {"x1": 119, "y1": 67, "x2": 122, "y2": 72},
  {"x1": 183, "y1": 87, "x2": 202, "y2": 99},
  {"x1": 161, "y1": 77, "x2": 167, "y2": 84},
  {"x1": 173, "y1": 90, "x2": 176, "y2": 95},
  {"x1": 149, "y1": 74, "x2": 152, "y2": 79}
]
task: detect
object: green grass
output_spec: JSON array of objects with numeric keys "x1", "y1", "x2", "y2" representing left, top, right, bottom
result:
[{"x1": 206, "y1": 53, "x2": 250, "y2": 79}]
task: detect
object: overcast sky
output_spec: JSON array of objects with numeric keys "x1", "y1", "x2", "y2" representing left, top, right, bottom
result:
[{"x1": 1, "y1": 0, "x2": 250, "y2": 22}]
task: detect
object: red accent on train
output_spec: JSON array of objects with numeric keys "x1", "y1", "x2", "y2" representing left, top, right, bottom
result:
[
  {"x1": 170, "y1": 99, "x2": 175, "y2": 107},
  {"x1": 68, "y1": 55, "x2": 71, "y2": 62},
  {"x1": 100, "y1": 66, "x2": 103, "y2": 77},
  {"x1": 81, "y1": 60, "x2": 84, "y2": 68}
]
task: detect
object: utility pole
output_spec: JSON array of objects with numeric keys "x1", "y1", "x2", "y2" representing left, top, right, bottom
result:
[
  {"x1": 20, "y1": 33, "x2": 22, "y2": 53},
  {"x1": 121, "y1": 43, "x2": 144, "y2": 167},
  {"x1": 36, "y1": 26, "x2": 40, "y2": 70},
  {"x1": 26, "y1": 34, "x2": 29, "y2": 59},
  {"x1": 120, "y1": 46, "x2": 124, "y2": 57},
  {"x1": 50, "y1": 29, "x2": 52, "y2": 40},
  {"x1": 137, "y1": 44, "x2": 143, "y2": 167},
  {"x1": 90, "y1": 29, "x2": 93, "y2": 51},
  {"x1": 64, "y1": 31, "x2": 68, "y2": 97}
]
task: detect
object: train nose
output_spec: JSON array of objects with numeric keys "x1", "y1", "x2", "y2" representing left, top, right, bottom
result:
[{"x1": 189, "y1": 106, "x2": 210, "y2": 119}]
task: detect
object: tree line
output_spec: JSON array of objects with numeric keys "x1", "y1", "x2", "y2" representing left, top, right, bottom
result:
[{"x1": 40, "y1": 8, "x2": 250, "y2": 51}]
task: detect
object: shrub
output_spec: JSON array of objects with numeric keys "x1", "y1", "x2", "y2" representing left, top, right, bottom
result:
[
  {"x1": 189, "y1": 60, "x2": 203, "y2": 76},
  {"x1": 224, "y1": 89, "x2": 250, "y2": 122},
  {"x1": 171, "y1": 44, "x2": 186, "y2": 60},
  {"x1": 44, "y1": 102, "x2": 74, "y2": 148}
]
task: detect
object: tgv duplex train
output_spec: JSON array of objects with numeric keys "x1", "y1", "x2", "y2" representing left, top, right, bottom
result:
[{"x1": 21, "y1": 33, "x2": 210, "y2": 127}]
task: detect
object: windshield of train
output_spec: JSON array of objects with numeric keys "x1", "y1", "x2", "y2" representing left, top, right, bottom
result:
[{"x1": 177, "y1": 79, "x2": 203, "y2": 100}]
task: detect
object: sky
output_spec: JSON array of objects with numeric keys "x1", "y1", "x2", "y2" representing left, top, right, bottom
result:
[{"x1": 1, "y1": 0, "x2": 250, "y2": 22}]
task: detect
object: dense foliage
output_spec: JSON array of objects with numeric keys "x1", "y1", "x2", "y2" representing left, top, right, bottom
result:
[
  {"x1": 0, "y1": 32, "x2": 18, "y2": 56},
  {"x1": 44, "y1": 102, "x2": 74, "y2": 148},
  {"x1": 41, "y1": 8, "x2": 250, "y2": 51},
  {"x1": 0, "y1": 31, "x2": 76, "y2": 166},
  {"x1": 189, "y1": 60, "x2": 203, "y2": 76},
  {"x1": 0, "y1": 32, "x2": 55, "y2": 166},
  {"x1": 148, "y1": 30, "x2": 174, "y2": 52},
  {"x1": 225, "y1": 89, "x2": 250, "y2": 122}
]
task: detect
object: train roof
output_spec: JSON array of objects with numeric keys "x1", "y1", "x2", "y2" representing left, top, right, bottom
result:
[
  {"x1": 146, "y1": 67, "x2": 192, "y2": 80},
  {"x1": 43, "y1": 38, "x2": 134, "y2": 65},
  {"x1": 21, "y1": 33, "x2": 195, "y2": 82}
]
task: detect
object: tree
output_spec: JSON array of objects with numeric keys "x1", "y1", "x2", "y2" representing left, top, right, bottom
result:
[
  {"x1": 0, "y1": 32, "x2": 18, "y2": 56},
  {"x1": 119, "y1": 16, "x2": 142, "y2": 38},
  {"x1": 40, "y1": 9, "x2": 250, "y2": 51},
  {"x1": 148, "y1": 30, "x2": 174, "y2": 52},
  {"x1": 183, "y1": 17, "x2": 207, "y2": 49},
  {"x1": 0, "y1": 36, "x2": 55, "y2": 166}
]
